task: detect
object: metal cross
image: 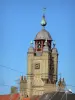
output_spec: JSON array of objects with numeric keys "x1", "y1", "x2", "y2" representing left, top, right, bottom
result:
[{"x1": 43, "y1": 8, "x2": 46, "y2": 15}]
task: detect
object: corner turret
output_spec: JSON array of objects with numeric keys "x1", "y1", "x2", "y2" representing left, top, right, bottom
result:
[{"x1": 20, "y1": 76, "x2": 27, "y2": 98}]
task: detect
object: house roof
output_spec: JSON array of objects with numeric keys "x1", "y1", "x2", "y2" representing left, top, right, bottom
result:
[
  {"x1": 30, "y1": 95, "x2": 40, "y2": 100},
  {"x1": 0, "y1": 93, "x2": 20, "y2": 100},
  {"x1": 39, "y1": 92, "x2": 75, "y2": 100},
  {"x1": 22, "y1": 98, "x2": 30, "y2": 100},
  {"x1": 1, "y1": 91, "x2": 75, "y2": 100}
]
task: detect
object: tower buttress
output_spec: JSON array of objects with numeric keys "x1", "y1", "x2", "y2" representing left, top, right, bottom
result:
[
  {"x1": 27, "y1": 41, "x2": 34, "y2": 97},
  {"x1": 52, "y1": 41, "x2": 58, "y2": 83},
  {"x1": 20, "y1": 76, "x2": 27, "y2": 98}
]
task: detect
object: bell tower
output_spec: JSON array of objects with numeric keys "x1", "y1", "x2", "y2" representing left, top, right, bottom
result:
[{"x1": 27, "y1": 8, "x2": 58, "y2": 97}]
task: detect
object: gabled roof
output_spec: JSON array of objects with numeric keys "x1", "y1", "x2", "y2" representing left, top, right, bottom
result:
[{"x1": 0, "y1": 93, "x2": 20, "y2": 100}]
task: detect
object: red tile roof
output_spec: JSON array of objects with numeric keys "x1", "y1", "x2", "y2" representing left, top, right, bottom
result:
[
  {"x1": 22, "y1": 98, "x2": 30, "y2": 100},
  {"x1": 0, "y1": 93, "x2": 20, "y2": 100},
  {"x1": 22, "y1": 96, "x2": 39, "y2": 100},
  {"x1": 30, "y1": 95, "x2": 40, "y2": 100},
  {"x1": 0, "y1": 94, "x2": 10, "y2": 100},
  {"x1": 0, "y1": 94, "x2": 40, "y2": 100}
]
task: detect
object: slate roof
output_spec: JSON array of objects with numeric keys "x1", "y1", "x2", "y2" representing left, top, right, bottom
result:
[
  {"x1": 38, "y1": 92, "x2": 75, "y2": 100},
  {"x1": 35, "y1": 29, "x2": 52, "y2": 40}
]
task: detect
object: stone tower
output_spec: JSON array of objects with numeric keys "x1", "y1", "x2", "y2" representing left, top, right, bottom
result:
[{"x1": 27, "y1": 11, "x2": 58, "y2": 97}]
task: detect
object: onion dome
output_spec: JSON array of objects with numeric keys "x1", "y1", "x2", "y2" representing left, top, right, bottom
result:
[
  {"x1": 35, "y1": 29, "x2": 52, "y2": 40},
  {"x1": 35, "y1": 8, "x2": 52, "y2": 41},
  {"x1": 41, "y1": 15, "x2": 47, "y2": 27},
  {"x1": 41, "y1": 8, "x2": 47, "y2": 28},
  {"x1": 28, "y1": 41, "x2": 34, "y2": 53}
]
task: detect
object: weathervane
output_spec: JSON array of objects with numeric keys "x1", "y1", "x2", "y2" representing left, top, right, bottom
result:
[
  {"x1": 43, "y1": 8, "x2": 46, "y2": 15},
  {"x1": 41, "y1": 8, "x2": 47, "y2": 29}
]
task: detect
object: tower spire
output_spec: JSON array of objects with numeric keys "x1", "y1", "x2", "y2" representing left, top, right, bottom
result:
[{"x1": 41, "y1": 8, "x2": 47, "y2": 29}]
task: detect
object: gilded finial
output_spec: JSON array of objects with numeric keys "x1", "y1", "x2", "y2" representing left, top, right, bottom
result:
[{"x1": 41, "y1": 8, "x2": 47, "y2": 28}]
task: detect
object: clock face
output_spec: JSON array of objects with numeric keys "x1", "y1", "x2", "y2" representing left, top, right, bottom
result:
[{"x1": 35, "y1": 63, "x2": 40, "y2": 69}]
